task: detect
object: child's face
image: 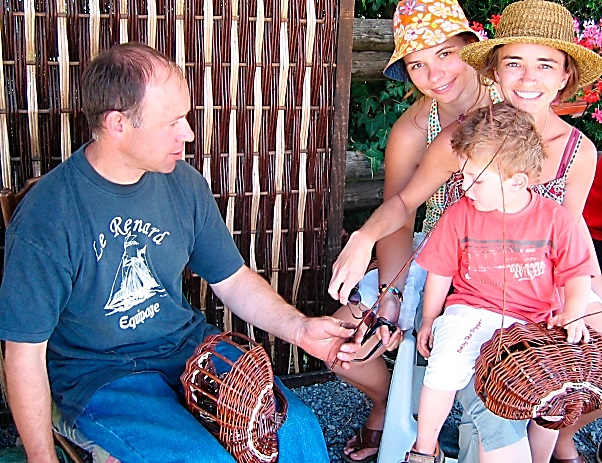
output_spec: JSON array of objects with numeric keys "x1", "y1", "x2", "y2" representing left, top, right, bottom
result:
[{"x1": 459, "y1": 157, "x2": 509, "y2": 212}]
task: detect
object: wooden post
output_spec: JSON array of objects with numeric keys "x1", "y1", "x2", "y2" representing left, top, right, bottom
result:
[{"x1": 326, "y1": 0, "x2": 355, "y2": 313}]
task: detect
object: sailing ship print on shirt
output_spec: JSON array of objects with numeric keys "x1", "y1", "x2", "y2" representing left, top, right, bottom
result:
[{"x1": 104, "y1": 233, "x2": 166, "y2": 316}]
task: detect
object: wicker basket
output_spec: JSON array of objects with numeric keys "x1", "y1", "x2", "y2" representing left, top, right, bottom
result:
[
  {"x1": 181, "y1": 332, "x2": 288, "y2": 462},
  {"x1": 474, "y1": 322, "x2": 602, "y2": 429}
]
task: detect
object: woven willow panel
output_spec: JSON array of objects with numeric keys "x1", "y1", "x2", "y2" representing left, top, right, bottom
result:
[{"x1": 0, "y1": 0, "x2": 353, "y2": 374}]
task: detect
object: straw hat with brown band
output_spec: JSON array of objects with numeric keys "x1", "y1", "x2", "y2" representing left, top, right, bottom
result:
[{"x1": 460, "y1": 0, "x2": 602, "y2": 88}]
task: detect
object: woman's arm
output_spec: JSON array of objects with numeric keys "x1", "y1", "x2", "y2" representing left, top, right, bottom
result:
[
  {"x1": 562, "y1": 136, "x2": 596, "y2": 220},
  {"x1": 561, "y1": 135, "x2": 602, "y2": 296},
  {"x1": 374, "y1": 103, "x2": 429, "y2": 323},
  {"x1": 329, "y1": 121, "x2": 460, "y2": 303}
]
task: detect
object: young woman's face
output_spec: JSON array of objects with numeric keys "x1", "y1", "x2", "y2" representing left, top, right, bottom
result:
[
  {"x1": 403, "y1": 35, "x2": 476, "y2": 104},
  {"x1": 494, "y1": 43, "x2": 569, "y2": 116}
]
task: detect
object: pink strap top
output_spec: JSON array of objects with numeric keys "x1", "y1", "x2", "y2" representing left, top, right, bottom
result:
[{"x1": 529, "y1": 127, "x2": 581, "y2": 205}]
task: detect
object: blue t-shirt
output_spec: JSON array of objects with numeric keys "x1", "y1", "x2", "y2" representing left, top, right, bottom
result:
[{"x1": 0, "y1": 145, "x2": 244, "y2": 425}]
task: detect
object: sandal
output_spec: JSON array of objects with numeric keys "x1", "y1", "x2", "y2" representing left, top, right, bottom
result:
[
  {"x1": 550, "y1": 456, "x2": 585, "y2": 463},
  {"x1": 404, "y1": 442, "x2": 445, "y2": 463},
  {"x1": 342, "y1": 425, "x2": 382, "y2": 463}
]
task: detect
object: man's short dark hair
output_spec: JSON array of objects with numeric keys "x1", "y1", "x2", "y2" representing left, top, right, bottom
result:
[{"x1": 81, "y1": 42, "x2": 182, "y2": 134}]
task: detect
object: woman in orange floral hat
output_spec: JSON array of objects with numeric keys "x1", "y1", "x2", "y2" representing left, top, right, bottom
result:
[
  {"x1": 330, "y1": 0, "x2": 602, "y2": 462},
  {"x1": 329, "y1": 0, "x2": 502, "y2": 461}
]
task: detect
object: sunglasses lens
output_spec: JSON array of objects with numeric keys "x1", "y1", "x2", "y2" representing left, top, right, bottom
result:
[{"x1": 348, "y1": 286, "x2": 361, "y2": 305}]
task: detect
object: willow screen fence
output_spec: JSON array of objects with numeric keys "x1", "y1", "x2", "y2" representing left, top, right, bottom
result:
[{"x1": 0, "y1": 0, "x2": 354, "y2": 375}]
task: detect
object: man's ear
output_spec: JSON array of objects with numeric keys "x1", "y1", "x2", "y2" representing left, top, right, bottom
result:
[
  {"x1": 509, "y1": 172, "x2": 529, "y2": 189},
  {"x1": 103, "y1": 111, "x2": 129, "y2": 139}
]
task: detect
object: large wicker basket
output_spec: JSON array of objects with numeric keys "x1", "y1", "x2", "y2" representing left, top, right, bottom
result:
[
  {"x1": 181, "y1": 332, "x2": 288, "y2": 463},
  {"x1": 474, "y1": 322, "x2": 602, "y2": 429}
]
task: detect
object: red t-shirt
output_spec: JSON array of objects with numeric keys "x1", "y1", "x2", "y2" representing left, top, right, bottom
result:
[
  {"x1": 417, "y1": 194, "x2": 594, "y2": 323},
  {"x1": 584, "y1": 155, "x2": 602, "y2": 241}
]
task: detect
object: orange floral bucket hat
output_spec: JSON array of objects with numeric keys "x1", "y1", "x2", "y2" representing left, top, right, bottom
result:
[{"x1": 383, "y1": 0, "x2": 480, "y2": 81}]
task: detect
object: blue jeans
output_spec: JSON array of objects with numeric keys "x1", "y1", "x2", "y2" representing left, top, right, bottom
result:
[{"x1": 74, "y1": 344, "x2": 328, "y2": 463}]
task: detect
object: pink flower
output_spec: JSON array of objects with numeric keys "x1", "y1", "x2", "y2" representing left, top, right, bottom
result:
[
  {"x1": 476, "y1": 30, "x2": 489, "y2": 41},
  {"x1": 591, "y1": 108, "x2": 602, "y2": 123}
]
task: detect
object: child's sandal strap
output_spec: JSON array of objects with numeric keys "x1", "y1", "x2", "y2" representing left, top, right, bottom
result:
[{"x1": 404, "y1": 443, "x2": 445, "y2": 463}]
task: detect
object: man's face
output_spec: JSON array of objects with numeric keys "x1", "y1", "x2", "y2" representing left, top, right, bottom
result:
[{"x1": 120, "y1": 65, "x2": 194, "y2": 181}]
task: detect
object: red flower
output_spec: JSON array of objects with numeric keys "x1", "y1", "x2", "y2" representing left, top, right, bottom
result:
[
  {"x1": 490, "y1": 14, "x2": 501, "y2": 29},
  {"x1": 471, "y1": 21, "x2": 484, "y2": 32},
  {"x1": 583, "y1": 87, "x2": 600, "y2": 104},
  {"x1": 584, "y1": 90, "x2": 601, "y2": 104}
]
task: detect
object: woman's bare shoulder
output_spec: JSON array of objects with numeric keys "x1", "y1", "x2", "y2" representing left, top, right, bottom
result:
[
  {"x1": 386, "y1": 98, "x2": 432, "y2": 164},
  {"x1": 388, "y1": 97, "x2": 431, "y2": 148},
  {"x1": 546, "y1": 116, "x2": 597, "y2": 164}
]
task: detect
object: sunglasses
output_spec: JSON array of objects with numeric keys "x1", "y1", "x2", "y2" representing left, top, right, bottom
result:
[
  {"x1": 331, "y1": 230, "x2": 429, "y2": 370},
  {"x1": 347, "y1": 285, "x2": 398, "y2": 362}
]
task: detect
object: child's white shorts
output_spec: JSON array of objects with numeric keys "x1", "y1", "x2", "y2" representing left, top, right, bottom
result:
[{"x1": 423, "y1": 304, "x2": 525, "y2": 391}]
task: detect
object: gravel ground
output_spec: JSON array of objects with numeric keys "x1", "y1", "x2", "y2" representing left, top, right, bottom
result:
[
  {"x1": 292, "y1": 378, "x2": 602, "y2": 463},
  {"x1": 1, "y1": 378, "x2": 601, "y2": 462}
]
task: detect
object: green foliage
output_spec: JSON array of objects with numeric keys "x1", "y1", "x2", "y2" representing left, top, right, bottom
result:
[
  {"x1": 355, "y1": 0, "x2": 397, "y2": 18},
  {"x1": 348, "y1": 80, "x2": 417, "y2": 173},
  {"x1": 462, "y1": 0, "x2": 602, "y2": 23}
]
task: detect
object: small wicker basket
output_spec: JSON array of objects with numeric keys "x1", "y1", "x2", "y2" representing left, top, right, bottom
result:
[
  {"x1": 181, "y1": 332, "x2": 288, "y2": 462},
  {"x1": 474, "y1": 322, "x2": 602, "y2": 429}
]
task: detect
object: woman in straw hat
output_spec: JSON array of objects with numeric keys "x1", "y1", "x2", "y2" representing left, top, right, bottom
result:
[
  {"x1": 330, "y1": 0, "x2": 503, "y2": 461},
  {"x1": 460, "y1": 2, "x2": 602, "y2": 463},
  {"x1": 329, "y1": 0, "x2": 602, "y2": 462}
]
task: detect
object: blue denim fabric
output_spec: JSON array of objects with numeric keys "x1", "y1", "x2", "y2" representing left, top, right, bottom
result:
[{"x1": 75, "y1": 342, "x2": 328, "y2": 463}]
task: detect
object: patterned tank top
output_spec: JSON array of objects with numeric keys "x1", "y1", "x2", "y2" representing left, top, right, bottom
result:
[
  {"x1": 443, "y1": 126, "x2": 582, "y2": 211},
  {"x1": 529, "y1": 127, "x2": 581, "y2": 204},
  {"x1": 421, "y1": 82, "x2": 503, "y2": 233}
]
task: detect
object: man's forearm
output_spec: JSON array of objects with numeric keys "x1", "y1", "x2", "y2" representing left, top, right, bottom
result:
[
  {"x1": 5, "y1": 341, "x2": 59, "y2": 463},
  {"x1": 211, "y1": 266, "x2": 305, "y2": 345}
]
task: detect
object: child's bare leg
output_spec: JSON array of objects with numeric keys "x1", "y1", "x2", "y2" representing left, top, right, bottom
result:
[
  {"x1": 414, "y1": 385, "x2": 455, "y2": 454},
  {"x1": 479, "y1": 436, "x2": 532, "y2": 463},
  {"x1": 528, "y1": 420, "x2": 558, "y2": 463},
  {"x1": 551, "y1": 410, "x2": 602, "y2": 460}
]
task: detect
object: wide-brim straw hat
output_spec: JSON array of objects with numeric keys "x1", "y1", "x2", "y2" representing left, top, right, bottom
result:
[
  {"x1": 460, "y1": 0, "x2": 602, "y2": 87},
  {"x1": 383, "y1": 0, "x2": 480, "y2": 82}
]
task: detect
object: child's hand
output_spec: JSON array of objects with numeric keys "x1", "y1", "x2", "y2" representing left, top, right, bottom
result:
[
  {"x1": 417, "y1": 319, "x2": 434, "y2": 358},
  {"x1": 547, "y1": 313, "x2": 590, "y2": 344}
]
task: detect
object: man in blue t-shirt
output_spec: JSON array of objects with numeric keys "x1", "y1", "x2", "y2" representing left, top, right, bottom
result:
[{"x1": 0, "y1": 43, "x2": 358, "y2": 463}]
